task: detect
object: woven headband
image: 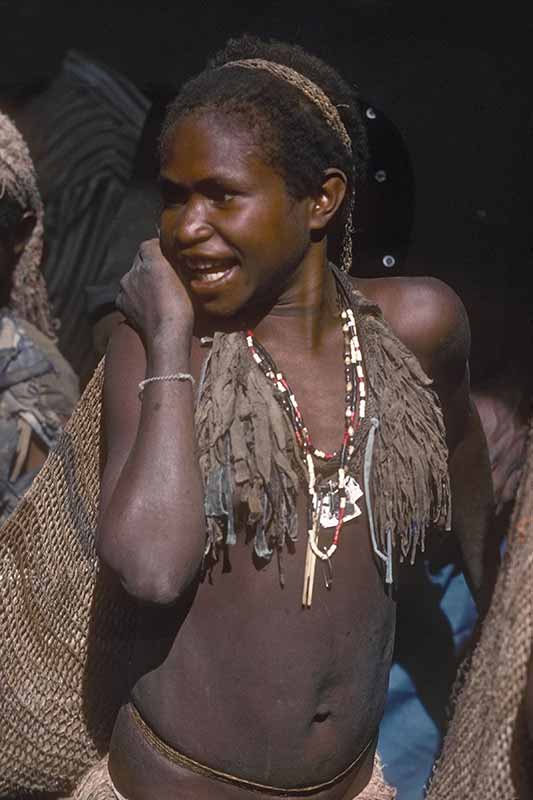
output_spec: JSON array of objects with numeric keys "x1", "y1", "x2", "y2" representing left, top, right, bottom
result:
[{"x1": 222, "y1": 59, "x2": 352, "y2": 155}]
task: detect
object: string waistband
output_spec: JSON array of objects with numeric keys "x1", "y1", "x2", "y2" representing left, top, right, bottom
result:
[{"x1": 129, "y1": 702, "x2": 376, "y2": 796}]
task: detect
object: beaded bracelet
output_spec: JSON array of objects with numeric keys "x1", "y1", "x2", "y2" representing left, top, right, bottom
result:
[{"x1": 138, "y1": 373, "x2": 195, "y2": 399}]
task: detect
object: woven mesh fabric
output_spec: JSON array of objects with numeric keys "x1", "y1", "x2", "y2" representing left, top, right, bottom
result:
[
  {"x1": 427, "y1": 423, "x2": 533, "y2": 799},
  {"x1": 71, "y1": 759, "x2": 115, "y2": 800},
  {"x1": 0, "y1": 360, "x2": 137, "y2": 797}
]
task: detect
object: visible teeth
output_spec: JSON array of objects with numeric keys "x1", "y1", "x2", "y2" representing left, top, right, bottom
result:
[
  {"x1": 184, "y1": 258, "x2": 233, "y2": 272},
  {"x1": 197, "y1": 270, "x2": 226, "y2": 282}
]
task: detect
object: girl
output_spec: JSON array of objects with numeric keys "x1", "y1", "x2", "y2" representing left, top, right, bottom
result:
[{"x1": 93, "y1": 35, "x2": 492, "y2": 800}]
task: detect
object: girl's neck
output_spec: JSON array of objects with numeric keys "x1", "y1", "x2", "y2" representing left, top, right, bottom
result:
[
  {"x1": 254, "y1": 261, "x2": 339, "y2": 351},
  {"x1": 195, "y1": 252, "x2": 341, "y2": 350}
]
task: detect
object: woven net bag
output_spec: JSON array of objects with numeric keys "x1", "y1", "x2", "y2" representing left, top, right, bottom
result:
[
  {"x1": 0, "y1": 361, "x2": 136, "y2": 797},
  {"x1": 427, "y1": 423, "x2": 533, "y2": 799}
]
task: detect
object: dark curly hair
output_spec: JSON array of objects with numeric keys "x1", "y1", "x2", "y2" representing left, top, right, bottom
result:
[{"x1": 160, "y1": 35, "x2": 368, "y2": 265}]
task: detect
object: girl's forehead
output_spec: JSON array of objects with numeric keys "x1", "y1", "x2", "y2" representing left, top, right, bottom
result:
[
  {"x1": 168, "y1": 110, "x2": 257, "y2": 153},
  {"x1": 162, "y1": 111, "x2": 273, "y2": 180}
]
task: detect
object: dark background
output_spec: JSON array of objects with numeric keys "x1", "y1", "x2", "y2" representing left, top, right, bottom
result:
[{"x1": 3, "y1": 0, "x2": 532, "y2": 381}]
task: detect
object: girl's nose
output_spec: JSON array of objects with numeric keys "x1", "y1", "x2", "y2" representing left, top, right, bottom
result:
[{"x1": 175, "y1": 197, "x2": 211, "y2": 246}]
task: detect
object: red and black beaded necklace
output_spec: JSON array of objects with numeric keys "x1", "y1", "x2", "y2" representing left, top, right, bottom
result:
[{"x1": 245, "y1": 285, "x2": 366, "y2": 607}]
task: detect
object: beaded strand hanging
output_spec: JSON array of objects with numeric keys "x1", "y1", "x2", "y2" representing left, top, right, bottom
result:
[{"x1": 246, "y1": 298, "x2": 366, "y2": 607}]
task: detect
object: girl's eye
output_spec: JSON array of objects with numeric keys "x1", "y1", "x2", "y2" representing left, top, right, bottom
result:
[
  {"x1": 160, "y1": 184, "x2": 188, "y2": 207},
  {"x1": 209, "y1": 186, "x2": 236, "y2": 205},
  {"x1": 159, "y1": 178, "x2": 238, "y2": 208}
]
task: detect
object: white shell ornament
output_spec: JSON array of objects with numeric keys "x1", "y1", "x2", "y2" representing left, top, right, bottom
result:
[{"x1": 315, "y1": 475, "x2": 363, "y2": 529}]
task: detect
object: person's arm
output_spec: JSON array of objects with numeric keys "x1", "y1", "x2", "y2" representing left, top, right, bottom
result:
[
  {"x1": 473, "y1": 384, "x2": 529, "y2": 515},
  {"x1": 413, "y1": 279, "x2": 497, "y2": 615},
  {"x1": 96, "y1": 239, "x2": 206, "y2": 606},
  {"x1": 378, "y1": 277, "x2": 498, "y2": 614},
  {"x1": 442, "y1": 369, "x2": 497, "y2": 615}
]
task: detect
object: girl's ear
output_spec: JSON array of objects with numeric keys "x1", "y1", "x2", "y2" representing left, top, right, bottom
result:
[
  {"x1": 12, "y1": 211, "x2": 36, "y2": 256},
  {"x1": 309, "y1": 168, "x2": 348, "y2": 233}
]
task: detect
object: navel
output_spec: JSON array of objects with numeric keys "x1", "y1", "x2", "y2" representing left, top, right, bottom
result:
[{"x1": 312, "y1": 707, "x2": 331, "y2": 724}]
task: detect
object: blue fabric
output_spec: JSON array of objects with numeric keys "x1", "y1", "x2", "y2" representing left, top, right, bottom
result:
[{"x1": 378, "y1": 563, "x2": 477, "y2": 798}]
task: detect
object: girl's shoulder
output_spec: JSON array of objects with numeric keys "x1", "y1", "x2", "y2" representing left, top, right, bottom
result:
[{"x1": 354, "y1": 275, "x2": 470, "y2": 383}]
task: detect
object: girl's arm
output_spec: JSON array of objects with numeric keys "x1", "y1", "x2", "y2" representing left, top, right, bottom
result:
[{"x1": 96, "y1": 240, "x2": 206, "y2": 605}]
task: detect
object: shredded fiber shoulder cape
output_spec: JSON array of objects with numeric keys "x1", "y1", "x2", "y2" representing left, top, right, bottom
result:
[
  {"x1": 0, "y1": 285, "x2": 450, "y2": 796},
  {"x1": 427, "y1": 422, "x2": 533, "y2": 800}
]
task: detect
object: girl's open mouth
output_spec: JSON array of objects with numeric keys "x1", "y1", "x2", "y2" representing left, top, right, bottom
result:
[{"x1": 185, "y1": 262, "x2": 239, "y2": 294}]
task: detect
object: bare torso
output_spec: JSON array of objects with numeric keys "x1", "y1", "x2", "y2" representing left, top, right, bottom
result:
[{"x1": 110, "y1": 519, "x2": 394, "y2": 799}]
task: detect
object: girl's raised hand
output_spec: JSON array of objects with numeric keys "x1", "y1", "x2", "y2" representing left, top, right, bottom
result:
[{"x1": 116, "y1": 239, "x2": 194, "y2": 341}]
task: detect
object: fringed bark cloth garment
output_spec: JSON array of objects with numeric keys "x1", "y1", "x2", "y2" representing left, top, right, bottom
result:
[
  {"x1": 70, "y1": 755, "x2": 396, "y2": 800},
  {"x1": 426, "y1": 421, "x2": 533, "y2": 800},
  {"x1": 0, "y1": 280, "x2": 448, "y2": 797},
  {"x1": 197, "y1": 270, "x2": 450, "y2": 571}
]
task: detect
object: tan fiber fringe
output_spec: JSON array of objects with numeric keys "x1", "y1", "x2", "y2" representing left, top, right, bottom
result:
[
  {"x1": 70, "y1": 758, "x2": 116, "y2": 800},
  {"x1": 427, "y1": 423, "x2": 533, "y2": 799},
  {"x1": 344, "y1": 279, "x2": 451, "y2": 563},
  {"x1": 0, "y1": 111, "x2": 58, "y2": 339},
  {"x1": 69, "y1": 755, "x2": 395, "y2": 800},
  {"x1": 359, "y1": 755, "x2": 397, "y2": 800}
]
